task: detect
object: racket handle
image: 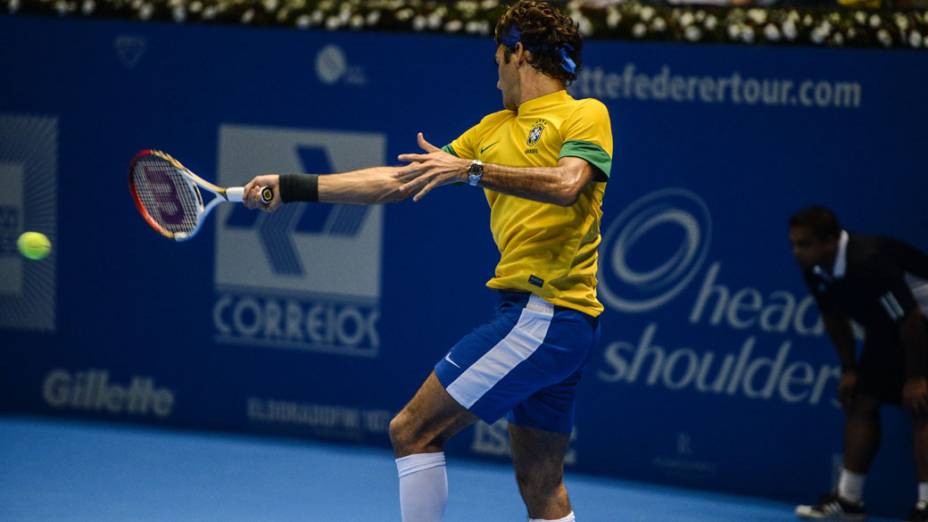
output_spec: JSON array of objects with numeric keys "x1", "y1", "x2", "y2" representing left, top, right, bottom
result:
[
  {"x1": 225, "y1": 186, "x2": 273, "y2": 204},
  {"x1": 226, "y1": 187, "x2": 245, "y2": 202},
  {"x1": 260, "y1": 186, "x2": 275, "y2": 205}
]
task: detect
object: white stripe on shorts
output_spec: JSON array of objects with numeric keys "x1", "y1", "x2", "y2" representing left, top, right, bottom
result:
[{"x1": 446, "y1": 295, "x2": 554, "y2": 409}]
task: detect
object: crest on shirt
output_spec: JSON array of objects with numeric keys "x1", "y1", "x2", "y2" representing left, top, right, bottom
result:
[{"x1": 527, "y1": 120, "x2": 548, "y2": 146}]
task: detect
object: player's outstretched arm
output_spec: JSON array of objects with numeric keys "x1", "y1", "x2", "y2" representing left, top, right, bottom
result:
[
  {"x1": 242, "y1": 167, "x2": 410, "y2": 211},
  {"x1": 397, "y1": 133, "x2": 596, "y2": 206}
]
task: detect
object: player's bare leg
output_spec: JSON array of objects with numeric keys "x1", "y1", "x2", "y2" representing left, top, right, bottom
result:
[
  {"x1": 796, "y1": 394, "x2": 882, "y2": 519},
  {"x1": 390, "y1": 371, "x2": 478, "y2": 457},
  {"x1": 389, "y1": 371, "x2": 478, "y2": 522},
  {"x1": 509, "y1": 423, "x2": 573, "y2": 521},
  {"x1": 843, "y1": 393, "x2": 881, "y2": 476}
]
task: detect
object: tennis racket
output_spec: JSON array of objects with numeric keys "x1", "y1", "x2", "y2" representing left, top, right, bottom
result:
[{"x1": 129, "y1": 149, "x2": 273, "y2": 241}]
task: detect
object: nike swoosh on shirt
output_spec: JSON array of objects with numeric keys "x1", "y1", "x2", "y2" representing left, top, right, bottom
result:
[{"x1": 479, "y1": 142, "x2": 499, "y2": 154}]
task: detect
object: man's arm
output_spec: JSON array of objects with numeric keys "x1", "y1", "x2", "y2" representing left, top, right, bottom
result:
[
  {"x1": 822, "y1": 312, "x2": 857, "y2": 371},
  {"x1": 821, "y1": 311, "x2": 859, "y2": 410},
  {"x1": 476, "y1": 157, "x2": 595, "y2": 207},
  {"x1": 316, "y1": 167, "x2": 409, "y2": 204},
  {"x1": 242, "y1": 167, "x2": 409, "y2": 210},
  {"x1": 396, "y1": 133, "x2": 598, "y2": 205},
  {"x1": 862, "y1": 242, "x2": 928, "y2": 414}
]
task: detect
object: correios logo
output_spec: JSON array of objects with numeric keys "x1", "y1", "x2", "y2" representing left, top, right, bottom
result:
[
  {"x1": 42, "y1": 369, "x2": 175, "y2": 417},
  {"x1": 213, "y1": 125, "x2": 385, "y2": 357}
]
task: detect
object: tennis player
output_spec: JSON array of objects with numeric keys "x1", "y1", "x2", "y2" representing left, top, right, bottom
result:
[{"x1": 243, "y1": 2, "x2": 613, "y2": 520}]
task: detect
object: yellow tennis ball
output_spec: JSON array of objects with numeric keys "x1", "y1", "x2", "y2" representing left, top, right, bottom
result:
[{"x1": 17, "y1": 231, "x2": 52, "y2": 261}]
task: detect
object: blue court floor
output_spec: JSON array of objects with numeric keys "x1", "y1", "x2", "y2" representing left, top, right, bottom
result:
[{"x1": 0, "y1": 416, "x2": 894, "y2": 522}]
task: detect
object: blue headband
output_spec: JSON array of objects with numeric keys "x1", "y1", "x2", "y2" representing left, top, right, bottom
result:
[
  {"x1": 559, "y1": 44, "x2": 576, "y2": 75},
  {"x1": 499, "y1": 26, "x2": 577, "y2": 75}
]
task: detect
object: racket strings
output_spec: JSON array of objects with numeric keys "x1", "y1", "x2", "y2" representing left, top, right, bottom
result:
[{"x1": 131, "y1": 157, "x2": 203, "y2": 234}]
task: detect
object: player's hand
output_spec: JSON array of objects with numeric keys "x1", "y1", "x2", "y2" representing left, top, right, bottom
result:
[
  {"x1": 397, "y1": 132, "x2": 470, "y2": 202},
  {"x1": 837, "y1": 370, "x2": 857, "y2": 411},
  {"x1": 243, "y1": 174, "x2": 281, "y2": 212},
  {"x1": 903, "y1": 377, "x2": 928, "y2": 416}
]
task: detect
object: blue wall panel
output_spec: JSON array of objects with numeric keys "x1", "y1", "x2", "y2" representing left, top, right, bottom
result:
[{"x1": 2, "y1": 16, "x2": 926, "y2": 516}]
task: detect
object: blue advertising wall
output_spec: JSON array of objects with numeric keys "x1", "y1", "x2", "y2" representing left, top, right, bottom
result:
[{"x1": 2, "y1": 16, "x2": 927, "y2": 516}]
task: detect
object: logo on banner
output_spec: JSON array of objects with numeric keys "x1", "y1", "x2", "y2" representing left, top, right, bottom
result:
[
  {"x1": 114, "y1": 36, "x2": 147, "y2": 69},
  {"x1": 0, "y1": 115, "x2": 57, "y2": 332},
  {"x1": 315, "y1": 45, "x2": 366, "y2": 86},
  {"x1": 213, "y1": 124, "x2": 385, "y2": 357},
  {"x1": 676, "y1": 431, "x2": 693, "y2": 456},
  {"x1": 651, "y1": 431, "x2": 719, "y2": 478},
  {"x1": 599, "y1": 188, "x2": 712, "y2": 313},
  {"x1": 596, "y1": 188, "x2": 835, "y2": 408},
  {"x1": 43, "y1": 368, "x2": 175, "y2": 418}
]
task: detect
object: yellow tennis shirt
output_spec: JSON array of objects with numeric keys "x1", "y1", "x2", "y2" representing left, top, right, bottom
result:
[{"x1": 443, "y1": 90, "x2": 613, "y2": 317}]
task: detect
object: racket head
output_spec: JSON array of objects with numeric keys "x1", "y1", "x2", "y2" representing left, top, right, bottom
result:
[{"x1": 129, "y1": 149, "x2": 205, "y2": 241}]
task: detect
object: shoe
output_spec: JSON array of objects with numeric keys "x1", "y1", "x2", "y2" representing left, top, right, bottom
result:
[
  {"x1": 907, "y1": 501, "x2": 928, "y2": 522},
  {"x1": 795, "y1": 491, "x2": 867, "y2": 520}
]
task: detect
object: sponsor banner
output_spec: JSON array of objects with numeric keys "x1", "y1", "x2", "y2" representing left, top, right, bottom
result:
[
  {"x1": 1, "y1": 17, "x2": 925, "y2": 516},
  {"x1": 42, "y1": 368, "x2": 175, "y2": 418},
  {"x1": 247, "y1": 397, "x2": 391, "y2": 441},
  {"x1": 214, "y1": 125, "x2": 385, "y2": 357}
]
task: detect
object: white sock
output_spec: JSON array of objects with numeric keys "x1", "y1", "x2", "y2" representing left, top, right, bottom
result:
[
  {"x1": 919, "y1": 482, "x2": 928, "y2": 504},
  {"x1": 396, "y1": 452, "x2": 448, "y2": 522},
  {"x1": 530, "y1": 512, "x2": 575, "y2": 522},
  {"x1": 837, "y1": 468, "x2": 865, "y2": 503}
]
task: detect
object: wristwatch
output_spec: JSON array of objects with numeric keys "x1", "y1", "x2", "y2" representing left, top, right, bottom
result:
[{"x1": 467, "y1": 159, "x2": 484, "y2": 187}]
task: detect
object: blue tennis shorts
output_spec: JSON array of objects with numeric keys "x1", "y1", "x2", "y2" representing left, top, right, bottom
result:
[{"x1": 434, "y1": 291, "x2": 599, "y2": 434}]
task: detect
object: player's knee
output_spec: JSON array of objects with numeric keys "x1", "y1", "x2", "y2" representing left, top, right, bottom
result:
[
  {"x1": 389, "y1": 412, "x2": 422, "y2": 453},
  {"x1": 389, "y1": 413, "x2": 409, "y2": 447}
]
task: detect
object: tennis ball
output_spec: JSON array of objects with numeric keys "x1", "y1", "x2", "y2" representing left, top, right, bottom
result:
[{"x1": 17, "y1": 231, "x2": 51, "y2": 261}]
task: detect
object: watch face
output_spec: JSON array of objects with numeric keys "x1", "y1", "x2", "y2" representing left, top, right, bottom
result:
[{"x1": 468, "y1": 161, "x2": 483, "y2": 186}]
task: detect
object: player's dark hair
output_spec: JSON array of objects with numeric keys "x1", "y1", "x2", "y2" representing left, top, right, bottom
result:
[
  {"x1": 788, "y1": 206, "x2": 842, "y2": 241},
  {"x1": 494, "y1": 1, "x2": 582, "y2": 84}
]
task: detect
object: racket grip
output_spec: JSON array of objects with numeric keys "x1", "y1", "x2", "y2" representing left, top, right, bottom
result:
[
  {"x1": 225, "y1": 186, "x2": 273, "y2": 204},
  {"x1": 226, "y1": 187, "x2": 245, "y2": 202}
]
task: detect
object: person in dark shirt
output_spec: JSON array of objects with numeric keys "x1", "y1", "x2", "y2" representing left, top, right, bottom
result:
[{"x1": 789, "y1": 206, "x2": 928, "y2": 521}]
